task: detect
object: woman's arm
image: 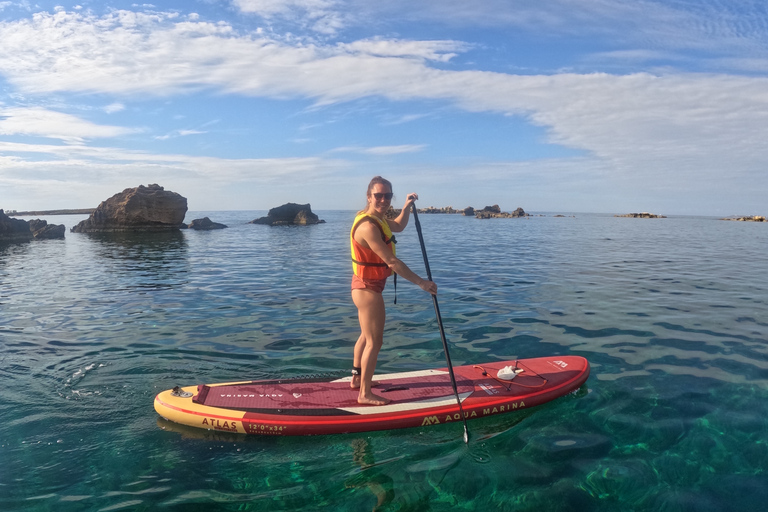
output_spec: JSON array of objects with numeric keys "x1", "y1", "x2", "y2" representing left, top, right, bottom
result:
[
  {"x1": 355, "y1": 221, "x2": 437, "y2": 295},
  {"x1": 387, "y1": 193, "x2": 418, "y2": 233}
]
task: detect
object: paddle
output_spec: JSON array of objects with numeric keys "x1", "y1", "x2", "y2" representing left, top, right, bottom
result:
[{"x1": 411, "y1": 204, "x2": 470, "y2": 444}]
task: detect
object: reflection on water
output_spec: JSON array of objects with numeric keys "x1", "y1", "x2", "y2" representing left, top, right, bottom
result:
[
  {"x1": 86, "y1": 230, "x2": 187, "y2": 257},
  {"x1": 86, "y1": 230, "x2": 189, "y2": 292},
  {"x1": 1, "y1": 211, "x2": 767, "y2": 511}
]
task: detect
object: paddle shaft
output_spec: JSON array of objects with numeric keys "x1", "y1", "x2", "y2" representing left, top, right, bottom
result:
[{"x1": 410, "y1": 205, "x2": 470, "y2": 443}]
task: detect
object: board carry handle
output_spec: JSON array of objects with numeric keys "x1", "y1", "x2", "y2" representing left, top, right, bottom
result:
[{"x1": 411, "y1": 203, "x2": 470, "y2": 444}]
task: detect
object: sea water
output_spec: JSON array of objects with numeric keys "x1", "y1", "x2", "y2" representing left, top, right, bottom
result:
[{"x1": 1, "y1": 211, "x2": 766, "y2": 511}]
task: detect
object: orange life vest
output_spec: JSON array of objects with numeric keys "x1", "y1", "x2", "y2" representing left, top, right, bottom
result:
[{"x1": 350, "y1": 213, "x2": 396, "y2": 280}]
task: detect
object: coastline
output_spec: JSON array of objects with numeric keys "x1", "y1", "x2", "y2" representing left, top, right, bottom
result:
[{"x1": 11, "y1": 208, "x2": 96, "y2": 216}]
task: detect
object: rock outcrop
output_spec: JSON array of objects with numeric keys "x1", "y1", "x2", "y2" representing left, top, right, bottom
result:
[
  {"x1": 188, "y1": 217, "x2": 227, "y2": 230},
  {"x1": 418, "y1": 206, "x2": 461, "y2": 214},
  {"x1": 250, "y1": 203, "x2": 324, "y2": 226},
  {"x1": 71, "y1": 184, "x2": 188, "y2": 233},
  {"x1": 0, "y1": 209, "x2": 33, "y2": 242},
  {"x1": 721, "y1": 215, "x2": 765, "y2": 222},
  {"x1": 475, "y1": 206, "x2": 528, "y2": 219},
  {"x1": 28, "y1": 219, "x2": 66, "y2": 239},
  {"x1": 614, "y1": 212, "x2": 666, "y2": 218},
  {"x1": 387, "y1": 204, "x2": 525, "y2": 219},
  {"x1": 479, "y1": 205, "x2": 501, "y2": 214},
  {"x1": 0, "y1": 211, "x2": 66, "y2": 241}
]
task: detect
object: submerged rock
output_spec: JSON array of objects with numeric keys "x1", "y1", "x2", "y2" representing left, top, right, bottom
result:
[
  {"x1": 250, "y1": 203, "x2": 324, "y2": 226},
  {"x1": 188, "y1": 217, "x2": 227, "y2": 230},
  {"x1": 71, "y1": 184, "x2": 188, "y2": 233}
]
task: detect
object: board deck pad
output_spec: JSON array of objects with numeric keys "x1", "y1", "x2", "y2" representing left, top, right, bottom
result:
[
  {"x1": 155, "y1": 356, "x2": 589, "y2": 436},
  {"x1": 193, "y1": 369, "x2": 475, "y2": 415}
]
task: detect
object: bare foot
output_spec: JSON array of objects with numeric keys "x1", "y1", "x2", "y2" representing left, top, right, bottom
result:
[
  {"x1": 351, "y1": 376, "x2": 380, "y2": 389},
  {"x1": 358, "y1": 393, "x2": 391, "y2": 406}
]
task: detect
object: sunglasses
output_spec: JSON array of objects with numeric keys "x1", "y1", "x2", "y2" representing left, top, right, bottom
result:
[{"x1": 373, "y1": 192, "x2": 393, "y2": 201}]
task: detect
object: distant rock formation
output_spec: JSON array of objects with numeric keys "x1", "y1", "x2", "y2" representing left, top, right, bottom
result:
[
  {"x1": 28, "y1": 219, "x2": 66, "y2": 239},
  {"x1": 0, "y1": 209, "x2": 33, "y2": 242},
  {"x1": 71, "y1": 184, "x2": 188, "y2": 233},
  {"x1": 721, "y1": 215, "x2": 765, "y2": 222},
  {"x1": 479, "y1": 205, "x2": 501, "y2": 214},
  {"x1": 250, "y1": 203, "x2": 324, "y2": 226},
  {"x1": 387, "y1": 206, "x2": 456, "y2": 218},
  {"x1": 188, "y1": 217, "x2": 227, "y2": 230},
  {"x1": 418, "y1": 206, "x2": 461, "y2": 214},
  {"x1": 475, "y1": 206, "x2": 528, "y2": 219},
  {"x1": 13, "y1": 209, "x2": 96, "y2": 216},
  {"x1": 387, "y1": 204, "x2": 527, "y2": 219},
  {"x1": 614, "y1": 212, "x2": 666, "y2": 218},
  {"x1": 0, "y1": 211, "x2": 66, "y2": 241}
]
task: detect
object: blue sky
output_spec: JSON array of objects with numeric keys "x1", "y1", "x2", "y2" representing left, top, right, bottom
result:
[{"x1": 1, "y1": 0, "x2": 767, "y2": 215}]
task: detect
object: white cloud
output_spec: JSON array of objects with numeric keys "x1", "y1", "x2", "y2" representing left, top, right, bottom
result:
[
  {"x1": 229, "y1": 1, "x2": 768, "y2": 72},
  {"x1": 382, "y1": 114, "x2": 428, "y2": 125},
  {"x1": 234, "y1": 0, "x2": 345, "y2": 34},
  {"x1": 0, "y1": 140, "x2": 348, "y2": 180},
  {"x1": 0, "y1": 11, "x2": 469, "y2": 102},
  {"x1": 0, "y1": 10, "x2": 219, "y2": 95},
  {"x1": 335, "y1": 144, "x2": 426, "y2": 156},
  {"x1": 364, "y1": 145, "x2": 425, "y2": 155},
  {"x1": 234, "y1": 0, "x2": 333, "y2": 16},
  {"x1": 0, "y1": 106, "x2": 140, "y2": 143},
  {"x1": 1, "y1": 4, "x2": 767, "y2": 214},
  {"x1": 1, "y1": 10, "x2": 767, "y2": 189},
  {"x1": 338, "y1": 38, "x2": 467, "y2": 62},
  {"x1": 104, "y1": 102, "x2": 126, "y2": 113},
  {"x1": 0, "y1": 139, "x2": 353, "y2": 209},
  {"x1": 154, "y1": 129, "x2": 206, "y2": 140}
]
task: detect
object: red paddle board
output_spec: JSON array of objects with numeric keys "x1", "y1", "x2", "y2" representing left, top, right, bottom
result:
[{"x1": 154, "y1": 355, "x2": 589, "y2": 436}]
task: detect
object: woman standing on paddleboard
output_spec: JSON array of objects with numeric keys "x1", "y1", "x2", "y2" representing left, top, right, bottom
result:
[{"x1": 350, "y1": 176, "x2": 438, "y2": 405}]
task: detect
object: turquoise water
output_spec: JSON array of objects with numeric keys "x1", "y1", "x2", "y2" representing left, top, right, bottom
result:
[{"x1": 1, "y1": 210, "x2": 767, "y2": 511}]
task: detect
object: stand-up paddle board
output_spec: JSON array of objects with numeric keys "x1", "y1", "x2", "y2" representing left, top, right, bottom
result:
[{"x1": 154, "y1": 356, "x2": 588, "y2": 436}]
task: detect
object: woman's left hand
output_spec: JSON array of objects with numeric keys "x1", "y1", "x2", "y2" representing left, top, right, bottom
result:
[{"x1": 404, "y1": 193, "x2": 419, "y2": 210}]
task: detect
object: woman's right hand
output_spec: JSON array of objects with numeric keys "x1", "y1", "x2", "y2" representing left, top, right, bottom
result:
[{"x1": 420, "y1": 279, "x2": 438, "y2": 295}]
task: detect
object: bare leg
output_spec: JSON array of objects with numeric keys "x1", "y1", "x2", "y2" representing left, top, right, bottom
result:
[
  {"x1": 352, "y1": 288, "x2": 390, "y2": 405},
  {"x1": 351, "y1": 331, "x2": 365, "y2": 389}
]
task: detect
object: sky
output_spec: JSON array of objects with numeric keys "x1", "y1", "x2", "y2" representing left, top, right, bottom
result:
[{"x1": 1, "y1": 0, "x2": 767, "y2": 215}]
